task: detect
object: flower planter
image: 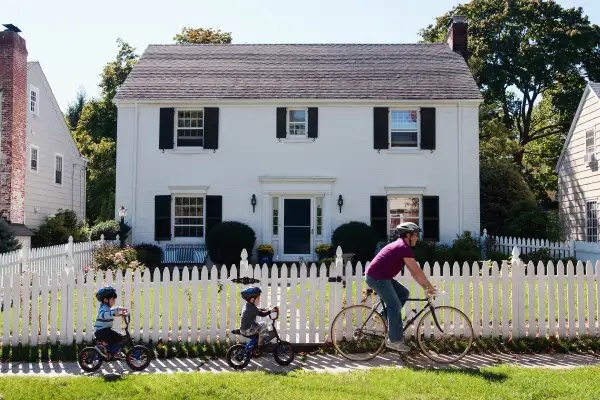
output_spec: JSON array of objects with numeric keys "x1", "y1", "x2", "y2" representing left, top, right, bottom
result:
[{"x1": 258, "y1": 254, "x2": 273, "y2": 265}]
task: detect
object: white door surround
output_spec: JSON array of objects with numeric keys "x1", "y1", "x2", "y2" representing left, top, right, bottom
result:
[{"x1": 259, "y1": 176, "x2": 336, "y2": 262}]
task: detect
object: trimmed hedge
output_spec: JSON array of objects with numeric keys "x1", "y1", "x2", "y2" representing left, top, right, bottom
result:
[{"x1": 206, "y1": 221, "x2": 256, "y2": 266}]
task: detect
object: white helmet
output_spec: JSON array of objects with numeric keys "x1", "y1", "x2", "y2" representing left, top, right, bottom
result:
[{"x1": 396, "y1": 222, "x2": 421, "y2": 237}]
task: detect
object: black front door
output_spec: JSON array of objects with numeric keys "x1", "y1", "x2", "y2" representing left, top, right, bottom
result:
[{"x1": 283, "y1": 199, "x2": 311, "y2": 255}]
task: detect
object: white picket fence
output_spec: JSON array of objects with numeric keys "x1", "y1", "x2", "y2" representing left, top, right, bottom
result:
[
  {"x1": 484, "y1": 229, "x2": 574, "y2": 259},
  {"x1": 0, "y1": 236, "x2": 117, "y2": 285},
  {"x1": 2, "y1": 246, "x2": 600, "y2": 347}
]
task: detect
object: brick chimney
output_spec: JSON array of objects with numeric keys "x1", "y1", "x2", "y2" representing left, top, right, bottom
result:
[
  {"x1": 0, "y1": 24, "x2": 28, "y2": 224},
  {"x1": 447, "y1": 15, "x2": 469, "y2": 61}
]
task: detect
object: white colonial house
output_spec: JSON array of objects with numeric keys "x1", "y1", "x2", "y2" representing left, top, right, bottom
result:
[
  {"x1": 555, "y1": 81, "x2": 600, "y2": 242},
  {"x1": 113, "y1": 17, "x2": 482, "y2": 262}
]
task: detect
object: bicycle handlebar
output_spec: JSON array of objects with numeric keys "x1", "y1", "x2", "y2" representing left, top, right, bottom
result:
[{"x1": 269, "y1": 307, "x2": 279, "y2": 320}]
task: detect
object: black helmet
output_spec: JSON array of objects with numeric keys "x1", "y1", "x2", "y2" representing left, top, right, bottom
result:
[
  {"x1": 396, "y1": 222, "x2": 421, "y2": 238},
  {"x1": 96, "y1": 286, "x2": 117, "y2": 302},
  {"x1": 240, "y1": 286, "x2": 262, "y2": 301}
]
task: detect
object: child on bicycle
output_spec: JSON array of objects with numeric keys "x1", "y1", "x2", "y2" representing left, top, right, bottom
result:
[
  {"x1": 94, "y1": 286, "x2": 128, "y2": 359},
  {"x1": 239, "y1": 286, "x2": 277, "y2": 346}
]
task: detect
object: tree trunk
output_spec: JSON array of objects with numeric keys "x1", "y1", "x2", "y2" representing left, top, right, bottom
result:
[{"x1": 513, "y1": 149, "x2": 524, "y2": 166}]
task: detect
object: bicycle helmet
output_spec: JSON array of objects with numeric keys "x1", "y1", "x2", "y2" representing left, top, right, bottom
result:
[
  {"x1": 240, "y1": 286, "x2": 262, "y2": 302},
  {"x1": 96, "y1": 286, "x2": 117, "y2": 302},
  {"x1": 396, "y1": 222, "x2": 421, "y2": 238}
]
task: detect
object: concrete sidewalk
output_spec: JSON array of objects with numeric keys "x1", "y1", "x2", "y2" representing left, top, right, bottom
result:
[{"x1": 1, "y1": 352, "x2": 599, "y2": 377}]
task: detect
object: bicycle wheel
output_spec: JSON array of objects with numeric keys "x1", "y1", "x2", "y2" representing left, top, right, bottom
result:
[
  {"x1": 226, "y1": 344, "x2": 251, "y2": 369},
  {"x1": 78, "y1": 347, "x2": 103, "y2": 372},
  {"x1": 331, "y1": 304, "x2": 387, "y2": 361},
  {"x1": 126, "y1": 345, "x2": 152, "y2": 371},
  {"x1": 416, "y1": 305, "x2": 474, "y2": 363}
]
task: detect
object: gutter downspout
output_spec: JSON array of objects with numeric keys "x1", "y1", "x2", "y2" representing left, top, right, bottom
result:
[
  {"x1": 457, "y1": 103, "x2": 463, "y2": 233},
  {"x1": 131, "y1": 103, "x2": 139, "y2": 243}
]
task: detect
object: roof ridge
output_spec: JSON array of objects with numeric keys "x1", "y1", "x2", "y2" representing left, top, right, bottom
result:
[{"x1": 147, "y1": 43, "x2": 448, "y2": 47}]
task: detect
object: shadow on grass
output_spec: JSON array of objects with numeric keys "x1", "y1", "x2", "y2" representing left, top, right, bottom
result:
[
  {"x1": 101, "y1": 374, "x2": 126, "y2": 382},
  {"x1": 405, "y1": 364, "x2": 509, "y2": 383}
]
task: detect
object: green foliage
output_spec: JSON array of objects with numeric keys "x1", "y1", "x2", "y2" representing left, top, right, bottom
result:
[
  {"x1": 419, "y1": 0, "x2": 600, "y2": 166},
  {"x1": 92, "y1": 243, "x2": 143, "y2": 271},
  {"x1": 505, "y1": 200, "x2": 566, "y2": 242},
  {"x1": 0, "y1": 218, "x2": 21, "y2": 254},
  {"x1": 256, "y1": 244, "x2": 274, "y2": 256},
  {"x1": 89, "y1": 219, "x2": 130, "y2": 241},
  {"x1": 134, "y1": 243, "x2": 164, "y2": 268},
  {"x1": 173, "y1": 27, "x2": 232, "y2": 44},
  {"x1": 315, "y1": 243, "x2": 332, "y2": 260},
  {"x1": 480, "y1": 158, "x2": 535, "y2": 235},
  {"x1": 206, "y1": 221, "x2": 257, "y2": 266},
  {"x1": 331, "y1": 221, "x2": 378, "y2": 264},
  {"x1": 451, "y1": 232, "x2": 481, "y2": 265},
  {"x1": 32, "y1": 209, "x2": 87, "y2": 247},
  {"x1": 65, "y1": 87, "x2": 87, "y2": 131}
]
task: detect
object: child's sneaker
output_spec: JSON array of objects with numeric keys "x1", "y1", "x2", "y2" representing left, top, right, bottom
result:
[
  {"x1": 113, "y1": 350, "x2": 126, "y2": 360},
  {"x1": 95, "y1": 345, "x2": 108, "y2": 358}
]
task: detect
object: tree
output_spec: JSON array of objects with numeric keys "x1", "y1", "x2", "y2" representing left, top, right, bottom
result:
[
  {"x1": 420, "y1": 0, "x2": 600, "y2": 165},
  {"x1": 0, "y1": 218, "x2": 21, "y2": 254},
  {"x1": 65, "y1": 87, "x2": 87, "y2": 131},
  {"x1": 173, "y1": 27, "x2": 232, "y2": 44}
]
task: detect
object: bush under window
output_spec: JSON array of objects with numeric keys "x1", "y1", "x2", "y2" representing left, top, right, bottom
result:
[
  {"x1": 206, "y1": 221, "x2": 256, "y2": 266},
  {"x1": 32, "y1": 209, "x2": 87, "y2": 247}
]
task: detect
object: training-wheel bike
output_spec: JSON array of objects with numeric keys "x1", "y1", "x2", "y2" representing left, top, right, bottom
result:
[
  {"x1": 225, "y1": 277, "x2": 295, "y2": 370},
  {"x1": 78, "y1": 310, "x2": 152, "y2": 372},
  {"x1": 331, "y1": 287, "x2": 474, "y2": 363}
]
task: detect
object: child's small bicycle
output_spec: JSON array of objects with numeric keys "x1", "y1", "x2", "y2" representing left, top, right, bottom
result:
[
  {"x1": 226, "y1": 277, "x2": 295, "y2": 370},
  {"x1": 78, "y1": 311, "x2": 152, "y2": 372}
]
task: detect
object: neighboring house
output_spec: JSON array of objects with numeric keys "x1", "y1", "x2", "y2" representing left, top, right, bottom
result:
[
  {"x1": 0, "y1": 25, "x2": 86, "y2": 247},
  {"x1": 114, "y1": 16, "x2": 482, "y2": 262},
  {"x1": 555, "y1": 82, "x2": 600, "y2": 242}
]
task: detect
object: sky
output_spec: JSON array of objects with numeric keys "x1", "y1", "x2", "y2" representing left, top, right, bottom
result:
[{"x1": 4, "y1": 0, "x2": 600, "y2": 112}]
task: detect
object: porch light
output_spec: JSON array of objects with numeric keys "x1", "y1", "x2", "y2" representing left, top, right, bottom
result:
[
  {"x1": 251, "y1": 194, "x2": 257, "y2": 213},
  {"x1": 118, "y1": 205, "x2": 127, "y2": 219},
  {"x1": 338, "y1": 194, "x2": 344, "y2": 213}
]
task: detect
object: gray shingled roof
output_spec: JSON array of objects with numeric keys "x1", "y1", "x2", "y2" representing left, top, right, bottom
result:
[{"x1": 114, "y1": 44, "x2": 482, "y2": 101}]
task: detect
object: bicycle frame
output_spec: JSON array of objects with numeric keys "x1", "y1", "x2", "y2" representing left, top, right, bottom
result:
[
  {"x1": 98, "y1": 314, "x2": 134, "y2": 356},
  {"x1": 240, "y1": 310, "x2": 281, "y2": 356}
]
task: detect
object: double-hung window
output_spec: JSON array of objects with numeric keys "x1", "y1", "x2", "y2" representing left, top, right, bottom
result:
[
  {"x1": 587, "y1": 201, "x2": 598, "y2": 242},
  {"x1": 173, "y1": 196, "x2": 205, "y2": 237},
  {"x1": 288, "y1": 109, "x2": 307, "y2": 137},
  {"x1": 389, "y1": 196, "x2": 420, "y2": 237},
  {"x1": 390, "y1": 110, "x2": 418, "y2": 148},
  {"x1": 176, "y1": 110, "x2": 204, "y2": 147},
  {"x1": 586, "y1": 129, "x2": 595, "y2": 157},
  {"x1": 30, "y1": 144, "x2": 39, "y2": 173},
  {"x1": 54, "y1": 154, "x2": 63, "y2": 186}
]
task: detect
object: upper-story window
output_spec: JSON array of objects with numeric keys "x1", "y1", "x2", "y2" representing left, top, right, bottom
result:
[
  {"x1": 288, "y1": 109, "x2": 307, "y2": 138},
  {"x1": 30, "y1": 85, "x2": 39, "y2": 116},
  {"x1": 54, "y1": 154, "x2": 63, "y2": 186},
  {"x1": 586, "y1": 129, "x2": 595, "y2": 156},
  {"x1": 176, "y1": 109, "x2": 204, "y2": 147},
  {"x1": 30, "y1": 144, "x2": 39, "y2": 173},
  {"x1": 390, "y1": 110, "x2": 418, "y2": 148}
]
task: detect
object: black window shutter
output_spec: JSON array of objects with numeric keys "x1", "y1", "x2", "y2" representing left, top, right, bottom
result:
[
  {"x1": 370, "y1": 196, "x2": 388, "y2": 241},
  {"x1": 159, "y1": 108, "x2": 175, "y2": 150},
  {"x1": 308, "y1": 108, "x2": 318, "y2": 139},
  {"x1": 422, "y1": 196, "x2": 440, "y2": 242},
  {"x1": 420, "y1": 108, "x2": 436, "y2": 150},
  {"x1": 205, "y1": 195, "x2": 223, "y2": 236},
  {"x1": 276, "y1": 108, "x2": 287, "y2": 139},
  {"x1": 155, "y1": 195, "x2": 172, "y2": 241},
  {"x1": 373, "y1": 107, "x2": 389, "y2": 150},
  {"x1": 204, "y1": 107, "x2": 219, "y2": 150}
]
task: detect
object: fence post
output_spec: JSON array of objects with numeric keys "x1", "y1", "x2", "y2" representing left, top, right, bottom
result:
[
  {"x1": 511, "y1": 246, "x2": 525, "y2": 339},
  {"x1": 21, "y1": 242, "x2": 29, "y2": 273},
  {"x1": 66, "y1": 236, "x2": 75, "y2": 272},
  {"x1": 100, "y1": 234, "x2": 105, "y2": 245},
  {"x1": 240, "y1": 249, "x2": 249, "y2": 280}
]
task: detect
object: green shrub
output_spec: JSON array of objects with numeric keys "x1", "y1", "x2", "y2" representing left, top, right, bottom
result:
[
  {"x1": 450, "y1": 231, "x2": 481, "y2": 264},
  {"x1": 92, "y1": 243, "x2": 143, "y2": 271},
  {"x1": 206, "y1": 221, "x2": 256, "y2": 266},
  {"x1": 0, "y1": 218, "x2": 21, "y2": 254},
  {"x1": 315, "y1": 244, "x2": 333, "y2": 260},
  {"x1": 331, "y1": 221, "x2": 378, "y2": 264},
  {"x1": 134, "y1": 243, "x2": 163, "y2": 268},
  {"x1": 413, "y1": 241, "x2": 436, "y2": 265},
  {"x1": 90, "y1": 220, "x2": 131, "y2": 241},
  {"x1": 32, "y1": 209, "x2": 87, "y2": 247},
  {"x1": 487, "y1": 251, "x2": 507, "y2": 263},
  {"x1": 433, "y1": 244, "x2": 455, "y2": 266}
]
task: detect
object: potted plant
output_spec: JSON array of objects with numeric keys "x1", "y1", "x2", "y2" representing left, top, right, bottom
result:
[
  {"x1": 256, "y1": 244, "x2": 275, "y2": 265},
  {"x1": 315, "y1": 244, "x2": 332, "y2": 261}
]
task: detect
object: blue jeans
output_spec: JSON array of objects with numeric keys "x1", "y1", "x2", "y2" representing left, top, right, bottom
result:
[{"x1": 365, "y1": 275, "x2": 410, "y2": 342}]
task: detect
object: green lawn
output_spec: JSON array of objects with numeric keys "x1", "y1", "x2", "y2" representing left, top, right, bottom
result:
[{"x1": 0, "y1": 366, "x2": 598, "y2": 399}]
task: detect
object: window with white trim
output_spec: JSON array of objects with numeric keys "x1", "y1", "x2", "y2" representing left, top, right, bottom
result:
[
  {"x1": 587, "y1": 201, "x2": 598, "y2": 243},
  {"x1": 54, "y1": 154, "x2": 63, "y2": 186},
  {"x1": 389, "y1": 196, "x2": 420, "y2": 237},
  {"x1": 30, "y1": 144, "x2": 39, "y2": 172},
  {"x1": 586, "y1": 129, "x2": 595, "y2": 156},
  {"x1": 272, "y1": 197, "x2": 279, "y2": 236},
  {"x1": 316, "y1": 197, "x2": 323, "y2": 236},
  {"x1": 390, "y1": 110, "x2": 418, "y2": 148},
  {"x1": 30, "y1": 85, "x2": 39, "y2": 116},
  {"x1": 176, "y1": 110, "x2": 204, "y2": 147},
  {"x1": 174, "y1": 196, "x2": 205, "y2": 237},
  {"x1": 288, "y1": 109, "x2": 307, "y2": 137}
]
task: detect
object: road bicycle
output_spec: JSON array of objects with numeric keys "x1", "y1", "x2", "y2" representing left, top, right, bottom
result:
[
  {"x1": 331, "y1": 287, "x2": 473, "y2": 363},
  {"x1": 226, "y1": 276, "x2": 295, "y2": 369},
  {"x1": 78, "y1": 311, "x2": 152, "y2": 372}
]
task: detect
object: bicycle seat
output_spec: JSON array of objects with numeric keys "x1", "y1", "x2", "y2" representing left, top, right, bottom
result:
[{"x1": 231, "y1": 328, "x2": 258, "y2": 339}]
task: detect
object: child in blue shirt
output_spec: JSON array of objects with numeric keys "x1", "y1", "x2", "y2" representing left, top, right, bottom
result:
[{"x1": 94, "y1": 286, "x2": 128, "y2": 359}]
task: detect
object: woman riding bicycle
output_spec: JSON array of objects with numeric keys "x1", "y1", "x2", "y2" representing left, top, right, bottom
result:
[{"x1": 365, "y1": 222, "x2": 436, "y2": 352}]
